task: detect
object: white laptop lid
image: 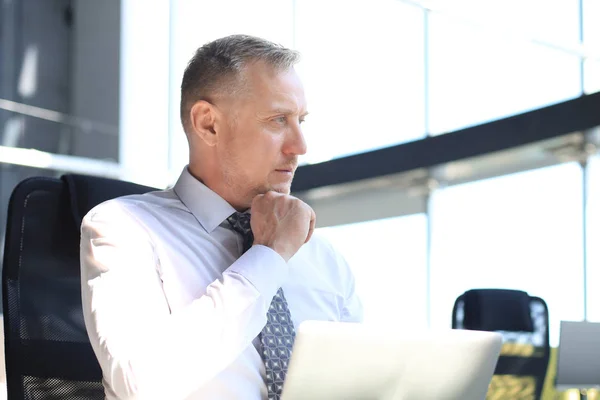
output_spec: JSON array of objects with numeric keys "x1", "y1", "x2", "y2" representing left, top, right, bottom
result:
[
  {"x1": 282, "y1": 321, "x2": 502, "y2": 400},
  {"x1": 555, "y1": 320, "x2": 600, "y2": 391}
]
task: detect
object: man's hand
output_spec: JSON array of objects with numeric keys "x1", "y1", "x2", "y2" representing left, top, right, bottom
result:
[{"x1": 250, "y1": 192, "x2": 316, "y2": 262}]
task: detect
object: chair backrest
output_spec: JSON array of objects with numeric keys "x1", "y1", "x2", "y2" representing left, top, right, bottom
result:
[
  {"x1": 2, "y1": 174, "x2": 156, "y2": 400},
  {"x1": 452, "y1": 289, "x2": 550, "y2": 400}
]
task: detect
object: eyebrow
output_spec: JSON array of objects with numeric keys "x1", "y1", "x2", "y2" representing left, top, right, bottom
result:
[{"x1": 269, "y1": 108, "x2": 309, "y2": 117}]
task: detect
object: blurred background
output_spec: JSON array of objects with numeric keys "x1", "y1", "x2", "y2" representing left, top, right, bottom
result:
[{"x1": 1, "y1": 0, "x2": 599, "y2": 398}]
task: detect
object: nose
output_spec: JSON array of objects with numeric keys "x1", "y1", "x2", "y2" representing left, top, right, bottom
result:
[{"x1": 283, "y1": 121, "x2": 307, "y2": 156}]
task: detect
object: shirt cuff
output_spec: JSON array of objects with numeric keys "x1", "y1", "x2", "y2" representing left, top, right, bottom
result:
[{"x1": 225, "y1": 245, "x2": 288, "y2": 301}]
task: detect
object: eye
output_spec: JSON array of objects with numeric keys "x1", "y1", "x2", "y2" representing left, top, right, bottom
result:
[{"x1": 273, "y1": 116, "x2": 287, "y2": 125}]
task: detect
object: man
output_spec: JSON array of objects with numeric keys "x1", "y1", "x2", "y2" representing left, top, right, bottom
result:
[{"x1": 80, "y1": 34, "x2": 363, "y2": 400}]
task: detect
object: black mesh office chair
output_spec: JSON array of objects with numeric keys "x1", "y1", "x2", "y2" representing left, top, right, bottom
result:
[
  {"x1": 2, "y1": 174, "x2": 156, "y2": 399},
  {"x1": 452, "y1": 289, "x2": 550, "y2": 400}
]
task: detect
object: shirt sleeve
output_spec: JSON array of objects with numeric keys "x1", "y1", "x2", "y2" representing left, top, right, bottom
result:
[{"x1": 80, "y1": 201, "x2": 287, "y2": 399}]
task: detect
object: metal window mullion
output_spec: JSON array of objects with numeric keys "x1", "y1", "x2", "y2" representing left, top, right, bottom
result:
[
  {"x1": 423, "y1": 5, "x2": 433, "y2": 329},
  {"x1": 579, "y1": 0, "x2": 585, "y2": 94}
]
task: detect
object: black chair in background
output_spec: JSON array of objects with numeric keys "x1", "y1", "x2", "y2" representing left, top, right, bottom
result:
[
  {"x1": 452, "y1": 289, "x2": 550, "y2": 400},
  {"x1": 2, "y1": 174, "x2": 156, "y2": 399}
]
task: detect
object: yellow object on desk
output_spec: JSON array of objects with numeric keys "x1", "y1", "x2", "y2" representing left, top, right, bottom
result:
[
  {"x1": 487, "y1": 375, "x2": 536, "y2": 400},
  {"x1": 482, "y1": 345, "x2": 599, "y2": 399}
]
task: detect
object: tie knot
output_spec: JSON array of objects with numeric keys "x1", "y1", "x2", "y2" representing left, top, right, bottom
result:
[
  {"x1": 226, "y1": 212, "x2": 254, "y2": 252},
  {"x1": 227, "y1": 212, "x2": 251, "y2": 236}
]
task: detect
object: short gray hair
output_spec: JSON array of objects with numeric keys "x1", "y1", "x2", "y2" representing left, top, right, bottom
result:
[{"x1": 180, "y1": 34, "x2": 300, "y2": 133}]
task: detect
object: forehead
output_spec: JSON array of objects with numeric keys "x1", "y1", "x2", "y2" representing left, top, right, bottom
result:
[{"x1": 241, "y1": 62, "x2": 307, "y2": 112}]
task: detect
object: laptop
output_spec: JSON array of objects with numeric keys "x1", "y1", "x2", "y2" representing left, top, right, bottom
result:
[
  {"x1": 281, "y1": 320, "x2": 502, "y2": 400},
  {"x1": 555, "y1": 320, "x2": 600, "y2": 391}
]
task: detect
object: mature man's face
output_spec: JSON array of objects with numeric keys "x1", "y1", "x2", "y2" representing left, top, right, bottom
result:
[{"x1": 217, "y1": 62, "x2": 308, "y2": 202}]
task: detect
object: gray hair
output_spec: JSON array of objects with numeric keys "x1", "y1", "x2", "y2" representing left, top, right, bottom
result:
[{"x1": 180, "y1": 34, "x2": 301, "y2": 133}]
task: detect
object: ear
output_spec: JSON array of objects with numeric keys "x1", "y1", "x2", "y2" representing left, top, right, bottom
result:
[{"x1": 189, "y1": 100, "x2": 219, "y2": 146}]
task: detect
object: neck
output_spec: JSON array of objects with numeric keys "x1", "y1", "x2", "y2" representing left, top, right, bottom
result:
[{"x1": 188, "y1": 159, "x2": 250, "y2": 212}]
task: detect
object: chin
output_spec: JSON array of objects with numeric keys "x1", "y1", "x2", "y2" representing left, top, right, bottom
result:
[{"x1": 270, "y1": 183, "x2": 292, "y2": 195}]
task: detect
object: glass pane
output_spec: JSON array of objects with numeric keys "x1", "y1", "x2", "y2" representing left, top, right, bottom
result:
[
  {"x1": 295, "y1": 0, "x2": 426, "y2": 164},
  {"x1": 429, "y1": 163, "x2": 584, "y2": 346},
  {"x1": 583, "y1": 0, "x2": 600, "y2": 50},
  {"x1": 429, "y1": 0, "x2": 580, "y2": 45},
  {"x1": 428, "y1": 13, "x2": 582, "y2": 135},
  {"x1": 583, "y1": 0, "x2": 600, "y2": 95},
  {"x1": 168, "y1": 0, "x2": 295, "y2": 177},
  {"x1": 318, "y1": 214, "x2": 428, "y2": 329},
  {"x1": 584, "y1": 59, "x2": 600, "y2": 94}
]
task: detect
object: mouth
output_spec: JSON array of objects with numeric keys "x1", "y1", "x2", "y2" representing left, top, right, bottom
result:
[
  {"x1": 274, "y1": 167, "x2": 296, "y2": 179},
  {"x1": 275, "y1": 166, "x2": 296, "y2": 174}
]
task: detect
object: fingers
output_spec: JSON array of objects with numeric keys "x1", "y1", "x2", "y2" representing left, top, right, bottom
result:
[
  {"x1": 251, "y1": 192, "x2": 267, "y2": 209},
  {"x1": 249, "y1": 191, "x2": 316, "y2": 258}
]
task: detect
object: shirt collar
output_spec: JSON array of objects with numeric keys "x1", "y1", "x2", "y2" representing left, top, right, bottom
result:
[{"x1": 173, "y1": 167, "x2": 237, "y2": 233}]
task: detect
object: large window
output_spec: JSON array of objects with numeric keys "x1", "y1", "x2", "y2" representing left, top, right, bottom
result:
[
  {"x1": 429, "y1": 163, "x2": 584, "y2": 345},
  {"x1": 426, "y1": 0, "x2": 580, "y2": 45},
  {"x1": 428, "y1": 13, "x2": 582, "y2": 135},
  {"x1": 318, "y1": 214, "x2": 428, "y2": 329}
]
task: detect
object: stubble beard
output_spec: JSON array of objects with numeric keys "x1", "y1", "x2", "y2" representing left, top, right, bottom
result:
[{"x1": 222, "y1": 160, "x2": 294, "y2": 211}]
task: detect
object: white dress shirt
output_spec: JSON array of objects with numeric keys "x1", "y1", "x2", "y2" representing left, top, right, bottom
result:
[{"x1": 80, "y1": 167, "x2": 363, "y2": 400}]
